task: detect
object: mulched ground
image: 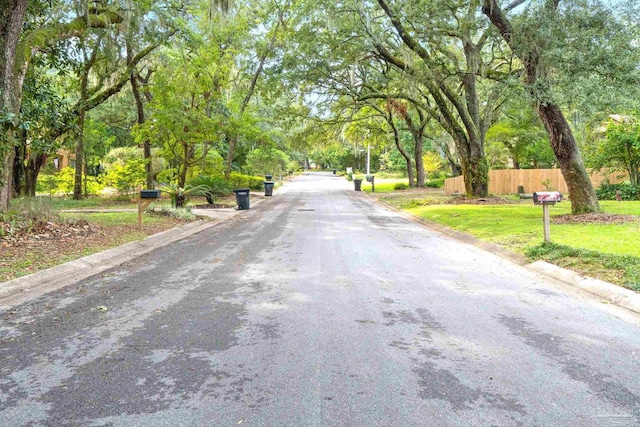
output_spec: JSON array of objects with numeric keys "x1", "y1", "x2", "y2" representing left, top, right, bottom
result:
[
  {"x1": 445, "y1": 195, "x2": 516, "y2": 205},
  {"x1": 192, "y1": 203, "x2": 235, "y2": 209},
  {"x1": 0, "y1": 218, "x2": 188, "y2": 282},
  {"x1": 552, "y1": 213, "x2": 639, "y2": 225}
]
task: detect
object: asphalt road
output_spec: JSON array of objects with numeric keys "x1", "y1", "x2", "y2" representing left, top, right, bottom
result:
[{"x1": 1, "y1": 172, "x2": 640, "y2": 427}]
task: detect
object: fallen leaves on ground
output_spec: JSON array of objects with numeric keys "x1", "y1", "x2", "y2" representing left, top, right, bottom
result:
[
  {"x1": 0, "y1": 218, "x2": 189, "y2": 282},
  {"x1": 445, "y1": 195, "x2": 515, "y2": 205},
  {"x1": 552, "y1": 213, "x2": 639, "y2": 225}
]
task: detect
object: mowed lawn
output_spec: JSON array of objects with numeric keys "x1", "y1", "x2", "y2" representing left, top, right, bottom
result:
[{"x1": 405, "y1": 201, "x2": 640, "y2": 256}]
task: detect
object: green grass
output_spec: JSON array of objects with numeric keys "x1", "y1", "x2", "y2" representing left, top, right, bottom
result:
[
  {"x1": 362, "y1": 180, "x2": 405, "y2": 193},
  {"x1": 406, "y1": 202, "x2": 640, "y2": 256},
  {"x1": 527, "y1": 243, "x2": 640, "y2": 291},
  {"x1": 61, "y1": 212, "x2": 171, "y2": 226},
  {"x1": 47, "y1": 196, "x2": 137, "y2": 210}
]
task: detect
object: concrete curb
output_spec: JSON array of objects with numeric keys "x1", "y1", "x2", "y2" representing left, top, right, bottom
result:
[
  {"x1": 0, "y1": 198, "x2": 266, "y2": 310},
  {"x1": 359, "y1": 191, "x2": 640, "y2": 315}
]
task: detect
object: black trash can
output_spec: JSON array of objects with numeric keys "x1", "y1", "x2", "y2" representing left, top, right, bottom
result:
[
  {"x1": 233, "y1": 188, "x2": 250, "y2": 210},
  {"x1": 264, "y1": 181, "x2": 274, "y2": 197},
  {"x1": 265, "y1": 174, "x2": 273, "y2": 181},
  {"x1": 354, "y1": 179, "x2": 363, "y2": 191},
  {"x1": 332, "y1": 169, "x2": 337, "y2": 175}
]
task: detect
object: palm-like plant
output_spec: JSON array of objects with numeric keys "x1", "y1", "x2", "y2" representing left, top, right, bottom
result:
[
  {"x1": 158, "y1": 183, "x2": 209, "y2": 208},
  {"x1": 187, "y1": 175, "x2": 232, "y2": 205}
]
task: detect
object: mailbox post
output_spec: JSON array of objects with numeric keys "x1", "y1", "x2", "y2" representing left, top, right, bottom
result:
[
  {"x1": 138, "y1": 188, "x2": 160, "y2": 229},
  {"x1": 533, "y1": 191, "x2": 562, "y2": 242},
  {"x1": 366, "y1": 174, "x2": 375, "y2": 192}
]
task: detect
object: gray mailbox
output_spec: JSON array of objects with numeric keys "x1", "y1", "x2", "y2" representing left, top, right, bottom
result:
[{"x1": 533, "y1": 191, "x2": 562, "y2": 204}]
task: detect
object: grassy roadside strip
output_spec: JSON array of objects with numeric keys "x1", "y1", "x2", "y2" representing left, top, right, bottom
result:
[
  {"x1": 376, "y1": 192, "x2": 640, "y2": 291},
  {"x1": 526, "y1": 243, "x2": 640, "y2": 291}
]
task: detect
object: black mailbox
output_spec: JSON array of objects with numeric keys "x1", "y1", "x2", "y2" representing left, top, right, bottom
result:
[
  {"x1": 140, "y1": 189, "x2": 160, "y2": 199},
  {"x1": 533, "y1": 191, "x2": 562, "y2": 204},
  {"x1": 365, "y1": 174, "x2": 374, "y2": 183}
]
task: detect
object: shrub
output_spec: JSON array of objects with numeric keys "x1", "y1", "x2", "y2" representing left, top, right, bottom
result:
[
  {"x1": 188, "y1": 175, "x2": 232, "y2": 204},
  {"x1": 1, "y1": 197, "x2": 62, "y2": 237},
  {"x1": 228, "y1": 172, "x2": 264, "y2": 190},
  {"x1": 244, "y1": 146, "x2": 290, "y2": 176},
  {"x1": 425, "y1": 177, "x2": 445, "y2": 188},
  {"x1": 101, "y1": 158, "x2": 146, "y2": 195},
  {"x1": 394, "y1": 182, "x2": 410, "y2": 190},
  {"x1": 53, "y1": 167, "x2": 75, "y2": 195},
  {"x1": 36, "y1": 174, "x2": 57, "y2": 195},
  {"x1": 148, "y1": 206, "x2": 196, "y2": 221},
  {"x1": 158, "y1": 183, "x2": 208, "y2": 208},
  {"x1": 596, "y1": 180, "x2": 639, "y2": 200},
  {"x1": 84, "y1": 176, "x2": 105, "y2": 196}
]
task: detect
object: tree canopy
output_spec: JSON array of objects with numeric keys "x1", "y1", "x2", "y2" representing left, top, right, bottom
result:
[{"x1": 0, "y1": 0, "x2": 639, "y2": 212}]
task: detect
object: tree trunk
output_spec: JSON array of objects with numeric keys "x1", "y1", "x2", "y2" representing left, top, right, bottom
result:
[
  {"x1": 389, "y1": 115, "x2": 414, "y2": 186},
  {"x1": 128, "y1": 43, "x2": 152, "y2": 189},
  {"x1": 73, "y1": 108, "x2": 86, "y2": 200},
  {"x1": 83, "y1": 159, "x2": 88, "y2": 198},
  {"x1": 132, "y1": 78, "x2": 152, "y2": 188},
  {"x1": 0, "y1": 148, "x2": 15, "y2": 209},
  {"x1": 178, "y1": 141, "x2": 189, "y2": 188},
  {"x1": 439, "y1": 141, "x2": 461, "y2": 177},
  {"x1": 0, "y1": 0, "x2": 28, "y2": 211},
  {"x1": 12, "y1": 138, "x2": 25, "y2": 196},
  {"x1": 225, "y1": 133, "x2": 236, "y2": 179},
  {"x1": 25, "y1": 153, "x2": 46, "y2": 197},
  {"x1": 414, "y1": 134, "x2": 425, "y2": 187},
  {"x1": 482, "y1": 0, "x2": 599, "y2": 213},
  {"x1": 538, "y1": 104, "x2": 600, "y2": 213},
  {"x1": 448, "y1": 158, "x2": 462, "y2": 177},
  {"x1": 460, "y1": 154, "x2": 489, "y2": 197}
]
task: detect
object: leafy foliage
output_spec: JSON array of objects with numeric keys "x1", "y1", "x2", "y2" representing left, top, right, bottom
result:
[
  {"x1": 244, "y1": 146, "x2": 290, "y2": 177},
  {"x1": 187, "y1": 175, "x2": 232, "y2": 204},
  {"x1": 422, "y1": 152, "x2": 443, "y2": 178},
  {"x1": 587, "y1": 116, "x2": 640, "y2": 186},
  {"x1": 596, "y1": 181, "x2": 639, "y2": 201},
  {"x1": 425, "y1": 177, "x2": 445, "y2": 189},
  {"x1": 102, "y1": 158, "x2": 147, "y2": 195},
  {"x1": 485, "y1": 104, "x2": 555, "y2": 169},
  {"x1": 228, "y1": 172, "x2": 265, "y2": 190},
  {"x1": 158, "y1": 182, "x2": 208, "y2": 208},
  {"x1": 148, "y1": 206, "x2": 197, "y2": 221}
]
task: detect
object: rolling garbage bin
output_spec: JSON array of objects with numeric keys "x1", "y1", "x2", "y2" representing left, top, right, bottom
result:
[
  {"x1": 265, "y1": 174, "x2": 273, "y2": 181},
  {"x1": 233, "y1": 188, "x2": 250, "y2": 210},
  {"x1": 353, "y1": 178, "x2": 363, "y2": 191},
  {"x1": 332, "y1": 169, "x2": 337, "y2": 175},
  {"x1": 264, "y1": 181, "x2": 274, "y2": 197}
]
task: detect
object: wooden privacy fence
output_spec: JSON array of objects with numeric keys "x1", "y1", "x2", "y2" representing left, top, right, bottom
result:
[{"x1": 444, "y1": 169, "x2": 628, "y2": 195}]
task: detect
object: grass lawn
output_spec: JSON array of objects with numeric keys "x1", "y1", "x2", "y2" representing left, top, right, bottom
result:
[
  {"x1": 356, "y1": 178, "x2": 445, "y2": 194},
  {"x1": 48, "y1": 196, "x2": 138, "y2": 210},
  {"x1": 380, "y1": 194, "x2": 640, "y2": 290},
  {"x1": 361, "y1": 179, "x2": 403, "y2": 193},
  {"x1": 404, "y1": 201, "x2": 640, "y2": 255}
]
